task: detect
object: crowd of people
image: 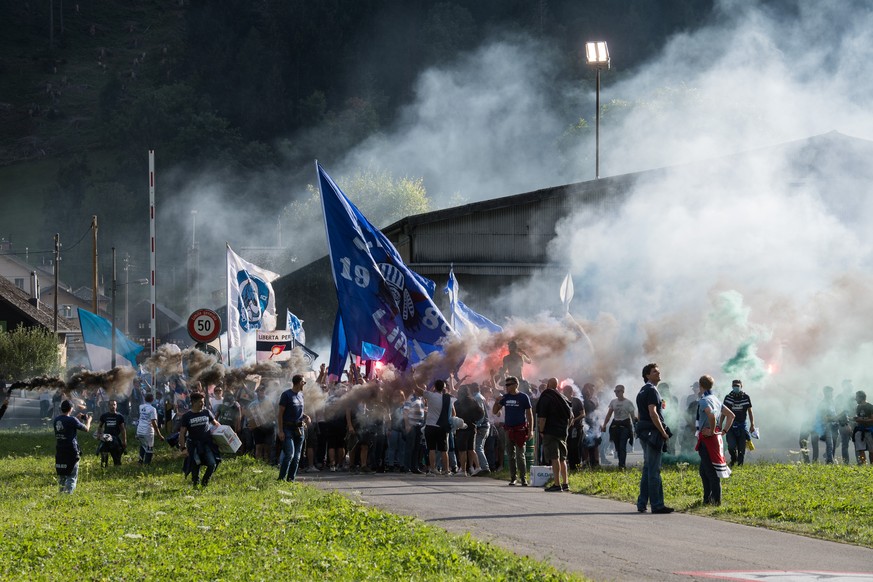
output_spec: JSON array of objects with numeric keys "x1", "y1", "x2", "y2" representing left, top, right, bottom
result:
[{"x1": 40, "y1": 342, "x2": 873, "y2": 500}]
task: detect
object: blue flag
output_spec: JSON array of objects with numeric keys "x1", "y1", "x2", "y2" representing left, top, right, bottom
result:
[
  {"x1": 286, "y1": 309, "x2": 306, "y2": 345},
  {"x1": 327, "y1": 311, "x2": 349, "y2": 381},
  {"x1": 445, "y1": 268, "x2": 503, "y2": 334},
  {"x1": 77, "y1": 308, "x2": 144, "y2": 370},
  {"x1": 318, "y1": 163, "x2": 453, "y2": 371}
]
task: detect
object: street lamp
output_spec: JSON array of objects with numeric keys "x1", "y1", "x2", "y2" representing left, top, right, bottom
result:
[{"x1": 585, "y1": 41, "x2": 610, "y2": 179}]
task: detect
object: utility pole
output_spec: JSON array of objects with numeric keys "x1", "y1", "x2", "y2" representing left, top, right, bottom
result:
[
  {"x1": 91, "y1": 215, "x2": 98, "y2": 313},
  {"x1": 53, "y1": 233, "x2": 60, "y2": 334}
]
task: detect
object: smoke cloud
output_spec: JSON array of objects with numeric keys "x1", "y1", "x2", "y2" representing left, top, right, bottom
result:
[{"x1": 140, "y1": 2, "x2": 873, "y2": 459}]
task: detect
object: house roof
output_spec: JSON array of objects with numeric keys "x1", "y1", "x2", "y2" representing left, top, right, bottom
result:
[{"x1": 0, "y1": 275, "x2": 78, "y2": 332}]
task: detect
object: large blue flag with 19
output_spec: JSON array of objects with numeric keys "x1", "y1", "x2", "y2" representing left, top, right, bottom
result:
[{"x1": 317, "y1": 162, "x2": 453, "y2": 371}]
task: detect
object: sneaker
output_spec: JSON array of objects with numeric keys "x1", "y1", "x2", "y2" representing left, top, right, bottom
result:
[
  {"x1": 305, "y1": 465, "x2": 319, "y2": 473},
  {"x1": 652, "y1": 506, "x2": 675, "y2": 514},
  {"x1": 508, "y1": 479, "x2": 518, "y2": 486},
  {"x1": 469, "y1": 467, "x2": 481, "y2": 476},
  {"x1": 521, "y1": 480, "x2": 528, "y2": 487},
  {"x1": 474, "y1": 469, "x2": 491, "y2": 477},
  {"x1": 361, "y1": 466, "x2": 373, "y2": 473},
  {"x1": 544, "y1": 484, "x2": 562, "y2": 492},
  {"x1": 329, "y1": 465, "x2": 337, "y2": 472},
  {"x1": 561, "y1": 483, "x2": 570, "y2": 492}
]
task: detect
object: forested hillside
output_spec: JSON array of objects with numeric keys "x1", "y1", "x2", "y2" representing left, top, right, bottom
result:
[{"x1": 0, "y1": 0, "x2": 715, "y2": 312}]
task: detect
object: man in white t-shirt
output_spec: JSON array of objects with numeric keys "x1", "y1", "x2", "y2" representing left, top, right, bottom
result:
[{"x1": 136, "y1": 392, "x2": 164, "y2": 465}]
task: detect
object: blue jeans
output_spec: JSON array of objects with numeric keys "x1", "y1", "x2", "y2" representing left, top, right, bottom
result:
[
  {"x1": 475, "y1": 423, "x2": 490, "y2": 471},
  {"x1": 278, "y1": 427, "x2": 305, "y2": 481},
  {"x1": 58, "y1": 464, "x2": 79, "y2": 494},
  {"x1": 190, "y1": 441, "x2": 217, "y2": 485},
  {"x1": 637, "y1": 440, "x2": 665, "y2": 510},
  {"x1": 386, "y1": 429, "x2": 405, "y2": 468}
]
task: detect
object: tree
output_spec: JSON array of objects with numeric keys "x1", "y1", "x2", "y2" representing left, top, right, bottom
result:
[
  {"x1": 0, "y1": 325, "x2": 61, "y2": 379},
  {"x1": 278, "y1": 168, "x2": 431, "y2": 267}
]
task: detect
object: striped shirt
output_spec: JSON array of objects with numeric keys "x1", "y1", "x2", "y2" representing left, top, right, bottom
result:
[{"x1": 722, "y1": 391, "x2": 752, "y2": 426}]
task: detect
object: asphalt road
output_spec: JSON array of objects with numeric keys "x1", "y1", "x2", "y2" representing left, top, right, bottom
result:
[{"x1": 300, "y1": 471, "x2": 873, "y2": 582}]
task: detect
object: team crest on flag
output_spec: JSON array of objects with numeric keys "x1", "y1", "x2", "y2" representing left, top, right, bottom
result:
[{"x1": 237, "y1": 271, "x2": 271, "y2": 332}]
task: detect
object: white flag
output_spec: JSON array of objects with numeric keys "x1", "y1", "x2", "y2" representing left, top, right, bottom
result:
[
  {"x1": 227, "y1": 244, "x2": 280, "y2": 348},
  {"x1": 560, "y1": 272, "x2": 574, "y2": 314}
]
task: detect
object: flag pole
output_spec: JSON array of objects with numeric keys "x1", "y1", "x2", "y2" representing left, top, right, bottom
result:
[
  {"x1": 226, "y1": 242, "x2": 232, "y2": 365},
  {"x1": 149, "y1": 151, "x2": 157, "y2": 357}
]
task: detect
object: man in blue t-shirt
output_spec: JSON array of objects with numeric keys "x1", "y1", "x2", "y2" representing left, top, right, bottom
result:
[
  {"x1": 97, "y1": 399, "x2": 127, "y2": 467},
  {"x1": 54, "y1": 400, "x2": 93, "y2": 494},
  {"x1": 277, "y1": 374, "x2": 311, "y2": 482},
  {"x1": 635, "y1": 363, "x2": 674, "y2": 514},
  {"x1": 493, "y1": 376, "x2": 532, "y2": 486}
]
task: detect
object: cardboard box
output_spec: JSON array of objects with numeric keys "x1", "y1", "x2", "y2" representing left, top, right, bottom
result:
[
  {"x1": 530, "y1": 465, "x2": 553, "y2": 487},
  {"x1": 211, "y1": 425, "x2": 242, "y2": 454}
]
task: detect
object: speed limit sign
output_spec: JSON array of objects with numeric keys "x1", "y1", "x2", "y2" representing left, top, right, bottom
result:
[{"x1": 187, "y1": 308, "x2": 222, "y2": 343}]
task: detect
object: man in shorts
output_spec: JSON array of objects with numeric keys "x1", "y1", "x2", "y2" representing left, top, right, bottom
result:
[
  {"x1": 414, "y1": 379, "x2": 456, "y2": 475},
  {"x1": 536, "y1": 378, "x2": 572, "y2": 492}
]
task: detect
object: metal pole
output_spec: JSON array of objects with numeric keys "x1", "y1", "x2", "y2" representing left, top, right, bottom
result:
[
  {"x1": 149, "y1": 151, "x2": 156, "y2": 356},
  {"x1": 91, "y1": 215, "x2": 98, "y2": 312},
  {"x1": 124, "y1": 254, "x2": 130, "y2": 334},
  {"x1": 595, "y1": 67, "x2": 601, "y2": 180},
  {"x1": 53, "y1": 233, "x2": 60, "y2": 334},
  {"x1": 111, "y1": 247, "x2": 117, "y2": 368}
]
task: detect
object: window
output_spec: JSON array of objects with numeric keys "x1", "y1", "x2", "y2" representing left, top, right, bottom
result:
[{"x1": 14, "y1": 278, "x2": 24, "y2": 289}]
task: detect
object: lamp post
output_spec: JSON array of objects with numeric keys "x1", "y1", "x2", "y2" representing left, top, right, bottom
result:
[{"x1": 585, "y1": 41, "x2": 610, "y2": 179}]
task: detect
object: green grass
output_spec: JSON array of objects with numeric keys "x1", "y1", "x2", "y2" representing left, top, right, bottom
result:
[
  {"x1": 0, "y1": 429, "x2": 583, "y2": 581},
  {"x1": 564, "y1": 461, "x2": 873, "y2": 547}
]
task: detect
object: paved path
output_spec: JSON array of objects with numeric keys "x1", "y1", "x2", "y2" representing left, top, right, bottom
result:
[{"x1": 300, "y1": 472, "x2": 873, "y2": 582}]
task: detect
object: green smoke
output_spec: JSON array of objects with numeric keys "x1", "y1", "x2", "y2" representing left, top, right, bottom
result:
[
  {"x1": 709, "y1": 290, "x2": 770, "y2": 384},
  {"x1": 722, "y1": 339, "x2": 766, "y2": 382}
]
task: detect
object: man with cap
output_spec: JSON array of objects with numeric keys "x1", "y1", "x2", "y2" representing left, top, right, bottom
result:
[
  {"x1": 493, "y1": 376, "x2": 533, "y2": 486},
  {"x1": 722, "y1": 379, "x2": 755, "y2": 467},
  {"x1": 601, "y1": 385, "x2": 637, "y2": 469}
]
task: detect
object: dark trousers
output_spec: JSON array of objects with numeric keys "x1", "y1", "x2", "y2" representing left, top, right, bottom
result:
[
  {"x1": 609, "y1": 422, "x2": 632, "y2": 468},
  {"x1": 698, "y1": 444, "x2": 721, "y2": 504},
  {"x1": 404, "y1": 425, "x2": 423, "y2": 470},
  {"x1": 726, "y1": 426, "x2": 747, "y2": 466},
  {"x1": 190, "y1": 442, "x2": 217, "y2": 485}
]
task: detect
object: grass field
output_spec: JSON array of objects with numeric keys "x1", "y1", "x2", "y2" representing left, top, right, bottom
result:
[
  {"x1": 0, "y1": 428, "x2": 582, "y2": 581},
  {"x1": 566, "y1": 461, "x2": 873, "y2": 548}
]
